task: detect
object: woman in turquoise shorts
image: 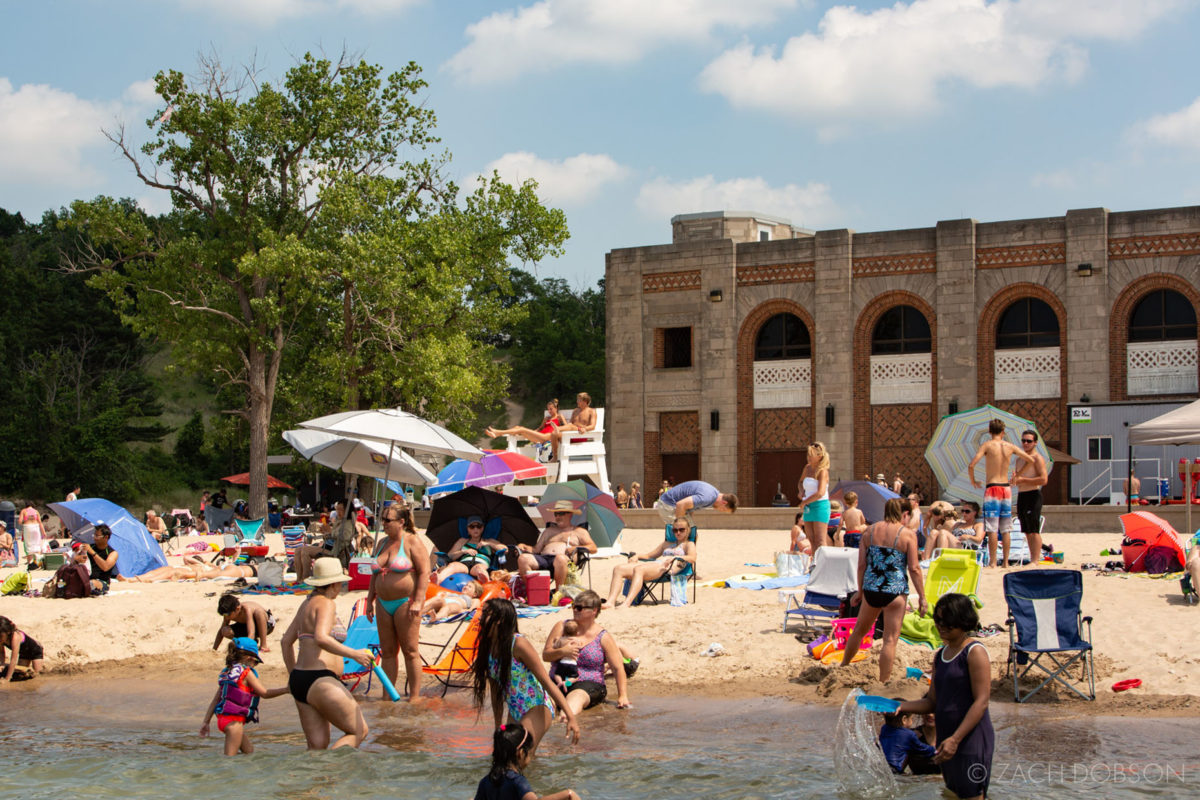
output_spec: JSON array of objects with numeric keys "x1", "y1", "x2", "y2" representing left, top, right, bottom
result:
[
  {"x1": 473, "y1": 598, "x2": 579, "y2": 755},
  {"x1": 798, "y1": 442, "x2": 832, "y2": 550},
  {"x1": 366, "y1": 502, "x2": 430, "y2": 702}
]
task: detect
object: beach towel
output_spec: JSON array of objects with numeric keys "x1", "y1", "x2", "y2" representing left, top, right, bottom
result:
[
  {"x1": 899, "y1": 612, "x2": 942, "y2": 649},
  {"x1": 237, "y1": 582, "x2": 314, "y2": 596}
]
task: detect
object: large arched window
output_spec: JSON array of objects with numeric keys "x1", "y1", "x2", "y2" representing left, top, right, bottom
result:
[
  {"x1": 996, "y1": 298, "x2": 1060, "y2": 348},
  {"x1": 754, "y1": 313, "x2": 811, "y2": 360},
  {"x1": 1130, "y1": 289, "x2": 1197, "y2": 342},
  {"x1": 871, "y1": 305, "x2": 931, "y2": 354}
]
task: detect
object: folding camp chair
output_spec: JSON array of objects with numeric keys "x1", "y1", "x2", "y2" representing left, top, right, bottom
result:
[
  {"x1": 341, "y1": 598, "x2": 386, "y2": 697},
  {"x1": 924, "y1": 549, "x2": 983, "y2": 609},
  {"x1": 232, "y1": 518, "x2": 266, "y2": 545},
  {"x1": 626, "y1": 524, "x2": 698, "y2": 606},
  {"x1": 420, "y1": 580, "x2": 513, "y2": 696},
  {"x1": 280, "y1": 525, "x2": 307, "y2": 567},
  {"x1": 1003, "y1": 569, "x2": 1095, "y2": 703},
  {"x1": 781, "y1": 546, "x2": 858, "y2": 637}
]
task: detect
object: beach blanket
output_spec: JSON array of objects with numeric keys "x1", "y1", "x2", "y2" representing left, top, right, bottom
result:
[
  {"x1": 423, "y1": 604, "x2": 563, "y2": 625},
  {"x1": 238, "y1": 582, "x2": 314, "y2": 596},
  {"x1": 701, "y1": 572, "x2": 810, "y2": 590}
]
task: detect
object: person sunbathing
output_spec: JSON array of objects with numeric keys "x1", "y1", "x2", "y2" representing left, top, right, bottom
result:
[
  {"x1": 423, "y1": 581, "x2": 484, "y2": 622},
  {"x1": 130, "y1": 558, "x2": 259, "y2": 582},
  {"x1": 485, "y1": 399, "x2": 565, "y2": 445},
  {"x1": 605, "y1": 521, "x2": 695, "y2": 607}
]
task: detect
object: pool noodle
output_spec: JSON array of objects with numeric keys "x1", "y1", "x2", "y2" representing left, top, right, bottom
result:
[{"x1": 373, "y1": 664, "x2": 402, "y2": 702}]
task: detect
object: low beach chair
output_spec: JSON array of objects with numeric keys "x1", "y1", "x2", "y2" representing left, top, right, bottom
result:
[
  {"x1": 341, "y1": 598, "x2": 385, "y2": 696},
  {"x1": 781, "y1": 546, "x2": 858, "y2": 637},
  {"x1": 232, "y1": 517, "x2": 266, "y2": 546},
  {"x1": 1003, "y1": 569, "x2": 1095, "y2": 703},
  {"x1": 626, "y1": 524, "x2": 698, "y2": 606},
  {"x1": 924, "y1": 549, "x2": 983, "y2": 609},
  {"x1": 280, "y1": 525, "x2": 306, "y2": 567}
]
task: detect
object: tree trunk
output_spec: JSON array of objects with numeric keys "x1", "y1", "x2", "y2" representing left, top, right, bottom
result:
[
  {"x1": 343, "y1": 276, "x2": 359, "y2": 409},
  {"x1": 247, "y1": 346, "x2": 270, "y2": 519}
]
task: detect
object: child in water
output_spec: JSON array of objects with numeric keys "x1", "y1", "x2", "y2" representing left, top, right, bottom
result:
[
  {"x1": 200, "y1": 637, "x2": 287, "y2": 755},
  {"x1": 474, "y1": 723, "x2": 580, "y2": 800},
  {"x1": 548, "y1": 620, "x2": 583, "y2": 691},
  {"x1": 878, "y1": 702, "x2": 940, "y2": 775},
  {"x1": 897, "y1": 593, "x2": 993, "y2": 800},
  {"x1": 0, "y1": 616, "x2": 44, "y2": 681}
]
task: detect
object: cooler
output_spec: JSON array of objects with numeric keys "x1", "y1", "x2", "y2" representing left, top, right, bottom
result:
[
  {"x1": 349, "y1": 557, "x2": 374, "y2": 591},
  {"x1": 526, "y1": 571, "x2": 552, "y2": 606}
]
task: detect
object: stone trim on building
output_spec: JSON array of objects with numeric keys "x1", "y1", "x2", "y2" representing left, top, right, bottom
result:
[
  {"x1": 735, "y1": 262, "x2": 815, "y2": 286},
  {"x1": 1108, "y1": 233, "x2": 1200, "y2": 260},
  {"x1": 642, "y1": 270, "x2": 701, "y2": 293},
  {"x1": 976, "y1": 242, "x2": 1066, "y2": 269},
  {"x1": 851, "y1": 252, "x2": 936, "y2": 277}
]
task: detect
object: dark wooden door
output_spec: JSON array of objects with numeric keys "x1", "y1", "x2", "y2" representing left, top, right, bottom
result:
[
  {"x1": 755, "y1": 450, "x2": 805, "y2": 507},
  {"x1": 661, "y1": 453, "x2": 699, "y2": 487}
]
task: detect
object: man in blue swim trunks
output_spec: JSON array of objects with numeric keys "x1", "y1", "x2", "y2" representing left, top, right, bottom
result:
[
  {"x1": 654, "y1": 480, "x2": 737, "y2": 526},
  {"x1": 968, "y1": 419, "x2": 1035, "y2": 568}
]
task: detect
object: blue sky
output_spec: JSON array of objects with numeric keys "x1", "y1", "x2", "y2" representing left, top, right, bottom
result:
[{"x1": 4, "y1": 0, "x2": 1200, "y2": 286}]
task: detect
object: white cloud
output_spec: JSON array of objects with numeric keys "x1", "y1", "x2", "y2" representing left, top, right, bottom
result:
[
  {"x1": 1131, "y1": 96, "x2": 1200, "y2": 151},
  {"x1": 475, "y1": 151, "x2": 631, "y2": 205},
  {"x1": 699, "y1": 0, "x2": 1184, "y2": 127},
  {"x1": 1030, "y1": 169, "x2": 1077, "y2": 190},
  {"x1": 180, "y1": 0, "x2": 422, "y2": 25},
  {"x1": 0, "y1": 77, "x2": 162, "y2": 191},
  {"x1": 446, "y1": 0, "x2": 797, "y2": 84},
  {"x1": 635, "y1": 175, "x2": 836, "y2": 228}
]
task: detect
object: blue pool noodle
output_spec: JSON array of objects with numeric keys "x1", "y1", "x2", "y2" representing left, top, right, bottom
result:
[{"x1": 373, "y1": 664, "x2": 402, "y2": 702}]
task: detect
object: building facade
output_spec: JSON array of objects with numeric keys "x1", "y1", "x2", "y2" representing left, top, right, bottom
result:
[{"x1": 605, "y1": 207, "x2": 1200, "y2": 506}]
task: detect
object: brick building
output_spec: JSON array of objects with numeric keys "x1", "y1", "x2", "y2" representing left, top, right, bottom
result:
[{"x1": 605, "y1": 207, "x2": 1200, "y2": 506}]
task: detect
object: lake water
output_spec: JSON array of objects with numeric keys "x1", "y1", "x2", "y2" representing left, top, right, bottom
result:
[{"x1": 4, "y1": 675, "x2": 1198, "y2": 800}]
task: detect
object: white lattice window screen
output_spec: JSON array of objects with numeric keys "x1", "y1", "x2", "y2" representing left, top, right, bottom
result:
[
  {"x1": 1127, "y1": 341, "x2": 1199, "y2": 396},
  {"x1": 994, "y1": 346, "x2": 1060, "y2": 400},
  {"x1": 754, "y1": 358, "x2": 812, "y2": 408},
  {"x1": 870, "y1": 353, "x2": 932, "y2": 405}
]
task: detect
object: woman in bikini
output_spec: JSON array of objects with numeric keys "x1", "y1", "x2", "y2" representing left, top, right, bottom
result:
[
  {"x1": 280, "y1": 558, "x2": 373, "y2": 749},
  {"x1": 840, "y1": 497, "x2": 927, "y2": 682},
  {"x1": 484, "y1": 399, "x2": 565, "y2": 444},
  {"x1": 365, "y1": 502, "x2": 429, "y2": 702},
  {"x1": 437, "y1": 516, "x2": 508, "y2": 584},
  {"x1": 797, "y1": 442, "x2": 832, "y2": 551}
]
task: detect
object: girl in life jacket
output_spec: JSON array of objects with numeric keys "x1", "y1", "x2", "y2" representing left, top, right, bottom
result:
[{"x1": 200, "y1": 637, "x2": 288, "y2": 755}]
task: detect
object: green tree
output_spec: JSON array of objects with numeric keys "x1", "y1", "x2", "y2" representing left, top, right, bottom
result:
[{"x1": 64, "y1": 52, "x2": 566, "y2": 514}]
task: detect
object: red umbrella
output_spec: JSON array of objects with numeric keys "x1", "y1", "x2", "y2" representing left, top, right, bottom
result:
[
  {"x1": 221, "y1": 472, "x2": 294, "y2": 490},
  {"x1": 1118, "y1": 512, "x2": 1187, "y2": 573}
]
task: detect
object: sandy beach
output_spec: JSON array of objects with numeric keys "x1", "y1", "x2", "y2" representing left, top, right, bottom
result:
[{"x1": 3, "y1": 525, "x2": 1197, "y2": 716}]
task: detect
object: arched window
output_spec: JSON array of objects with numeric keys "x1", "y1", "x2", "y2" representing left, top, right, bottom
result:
[
  {"x1": 871, "y1": 305, "x2": 931, "y2": 354},
  {"x1": 754, "y1": 313, "x2": 811, "y2": 360},
  {"x1": 1130, "y1": 289, "x2": 1197, "y2": 342},
  {"x1": 996, "y1": 298, "x2": 1060, "y2": 349}
]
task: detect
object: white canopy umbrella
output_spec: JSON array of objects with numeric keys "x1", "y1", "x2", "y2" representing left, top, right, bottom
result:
[
  {"x1": 282, "y1": 429, "x2": 437, "y2": 485},
  {"x1": 1129, "y1": 398, "x2": 1200, "y2": 534},
  {"x1": 299, "y1": 408, "x2": 484, "y2": 462}
]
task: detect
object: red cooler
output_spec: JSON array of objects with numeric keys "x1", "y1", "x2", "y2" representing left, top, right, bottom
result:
[
  {"x1": 349, "y1": 557, "x2": 374, "y2": 591},
  {"x1": 526, "y1": 571, "x2": 552, "y2": 606}
]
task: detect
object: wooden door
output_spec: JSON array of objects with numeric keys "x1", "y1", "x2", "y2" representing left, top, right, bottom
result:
[
  {"x1": 755, "y1": 450, "x2": 805, "y2": 507},
  {"x1": 661, "y1": 453, "x2": 700, "y2": 487}
]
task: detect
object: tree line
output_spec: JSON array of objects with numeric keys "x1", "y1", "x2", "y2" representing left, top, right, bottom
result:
[{"x1": 0, "y1": 50, "x2": 604, "y2": 507}]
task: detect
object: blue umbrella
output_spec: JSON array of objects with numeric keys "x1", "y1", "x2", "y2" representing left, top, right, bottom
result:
[
  {"x1": 47, "y1": 498, "x2": 168, "y2": 577},
  {"x1": 428, "y1": 450, "x2": 547, "y2": 496},
  {"x1": 828, "y1": 480, "x2": 902, "y2": 525}
]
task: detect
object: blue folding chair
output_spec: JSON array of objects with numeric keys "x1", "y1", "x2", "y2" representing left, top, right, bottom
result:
[
  {"x1": 627, "y1": 524, "x2": 698, "y2": 606},
  {"x1": 1003, "y1": 569, "x2": 1095, "y2": 703},
  {"x1": 232, "y1": 518, "x2": 266, "y2": 545}
]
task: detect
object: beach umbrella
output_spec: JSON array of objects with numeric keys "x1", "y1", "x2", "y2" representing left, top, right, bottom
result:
[
  {"x1": 924, "y1": 405, "x2": 1052, "y2": 503},
  {"x1": 828, "y1": 480, "x2": 902, "y2": 525},
  {"x1": 282, "y1": 429, "x2": 436, "y2": 485},
  {"x1": 426, "y1": 486, "x2": 541, "y2": 553},
  {"x1": 536, "y1": 480, "x2": 625, "y2": 549},
  {"x1": 47, "y1": 498, "x2": 168, "y2": 577},
  {"x1": 427, "y1": 450, "x2": 547, "y2": 496},
  {"x1": 298, "y1": 408, "x2": 483, "y2": 462},
  {"x1": 222, "y1": 472, "x2": 293, "y2": 490}
]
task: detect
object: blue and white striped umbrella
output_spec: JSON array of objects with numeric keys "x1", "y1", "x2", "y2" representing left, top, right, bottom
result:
[{"x1": 924, "y1": 405, "x2": 1052, "y2": 502}]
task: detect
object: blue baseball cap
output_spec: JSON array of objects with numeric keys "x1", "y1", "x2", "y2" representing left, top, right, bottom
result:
[{"x1": 231, "y1": 636, "x2": 262, "y2": 663}]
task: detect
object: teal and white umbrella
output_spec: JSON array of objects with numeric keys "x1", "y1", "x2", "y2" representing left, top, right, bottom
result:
[{"x1": 924, "y1": 405, "x2": 1052, "y2": 502}]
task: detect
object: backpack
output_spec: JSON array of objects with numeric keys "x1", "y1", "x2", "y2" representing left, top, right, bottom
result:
[
  {"x1": 50, "y1": 564, "x2": 92, "y2": 599},
  {"x1": 1, "y1": 571, "x2": 29, "y2": 595}
]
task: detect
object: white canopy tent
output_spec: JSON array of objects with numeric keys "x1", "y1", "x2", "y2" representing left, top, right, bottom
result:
[{"x1": 1129, "y1": 398, "x2": 1200, "y2": 533}]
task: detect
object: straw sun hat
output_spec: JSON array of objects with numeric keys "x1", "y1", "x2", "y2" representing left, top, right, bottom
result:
[{"x1": 307, "y1": 557, "x2": 350, "y2": 587}]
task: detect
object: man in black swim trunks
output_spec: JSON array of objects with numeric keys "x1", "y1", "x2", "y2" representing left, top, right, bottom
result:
[
  {"x1": 214, "y1": 594, "x2": 276, "y2": 652},
  {"x1": 1012, "y1": 429, "x2": 1048, "y2": 565},
  {"x1": 516, "y1": 500, "x2": 597, "y2": 587}
]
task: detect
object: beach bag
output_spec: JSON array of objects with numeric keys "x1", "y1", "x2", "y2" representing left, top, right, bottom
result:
[
  {"x1": 775, "y1": 551, "x2": 810, "y2": 578},
  {"x1": 1, "y1": 571, "x2": 29, "y2": 595},
  {"x1": 669, "y1": 573, "x2": 689, "y2": 606},
  {"x1": 256, "y1": 560, "x2": 285, "y2": 587},
  {"x1": 1144, "y1": 545, "x2": 1183, "y2": 575},
  {"x1": 50, "y1": 564, "x2": 91, "y2": 599}
]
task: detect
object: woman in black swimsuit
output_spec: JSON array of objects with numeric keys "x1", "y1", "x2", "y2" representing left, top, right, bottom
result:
[
  {"x1": 280, "y1": 558, "x2": 374, "y2": 749},
  {"x1": 0, "y1": 616, "x2": 44, "y2": 680}
]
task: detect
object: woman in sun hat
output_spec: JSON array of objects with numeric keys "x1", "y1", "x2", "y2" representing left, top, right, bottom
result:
[{"x1": 280, "y1": 558, "x2": 374, "y2": 749}]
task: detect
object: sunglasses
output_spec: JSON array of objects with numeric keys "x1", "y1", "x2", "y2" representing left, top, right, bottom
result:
[
  {"x1": 572, "y1": 604, "x2": 597, "y2": 611},
  {"x1": 466, "y1": 523, "x2": 483, "y2": 529},
  {"x1": 672, "y1": 527, "x2": 689, "y2": 533},
  {"x1": 1021, "y1": 438, "x2": 1035, "y2": 444}
]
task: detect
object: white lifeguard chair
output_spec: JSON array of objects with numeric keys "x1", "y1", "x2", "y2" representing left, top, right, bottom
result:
[{"x1": 503, "y1": 408, "x2": 610, "y2": 495}]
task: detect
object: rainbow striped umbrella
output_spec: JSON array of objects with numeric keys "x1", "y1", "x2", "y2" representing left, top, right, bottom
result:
[
  {"x1": 536, "y1": 480, "x2": 625, "y2": 549},
  {"x1": 428, "y1": 450, "x2": 547, "y2": 496},
  {"x1": 924, "y1": 405, "x2": 1052, "y2": 502}
]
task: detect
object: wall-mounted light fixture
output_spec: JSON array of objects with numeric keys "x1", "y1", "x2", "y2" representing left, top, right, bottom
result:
[
  {"x1": 1076, "y1": 263, "x2": 1094, "y2": 277},
  {"x1": 825, "y1": 403, "x2": 835, "y2": 428},
  {"x1": 709, "y1": 289, "x2": 723, "y2": 302},
  {"x1": 1080, "y1": 394, "x2": 1091, "y2": 403},
  {"x1": 948, "y1": 399, "x2": 959, "y2": 415},
  {"x1": 710, "y1": 410, "x2": 720, "y2": 431}
]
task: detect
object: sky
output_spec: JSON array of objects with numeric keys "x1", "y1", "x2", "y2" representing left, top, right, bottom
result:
[{"x1": 4, "y1": 0, "x2": 1200, "y2": 287}]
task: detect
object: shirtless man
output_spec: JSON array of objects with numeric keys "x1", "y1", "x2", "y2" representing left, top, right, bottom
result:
[
  {"x1": 549, "y1": 392, "x2": 598, "y2": 460},
  {"x1": 517, "y1": 500, "x2": 597, "y2": 586},
  {"x1": 1123, "y1": 471, "x2": 1142, "y2": 505},
  {"x1": 1012, "y1": 429, "x2": 1048, "y2": 565},
  {"x1": 968, "y1": 419, "x2": 1035, "y2": 568},
  {"x1": 145, "y1": 510, "x2": 168, "y2": 542}
]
